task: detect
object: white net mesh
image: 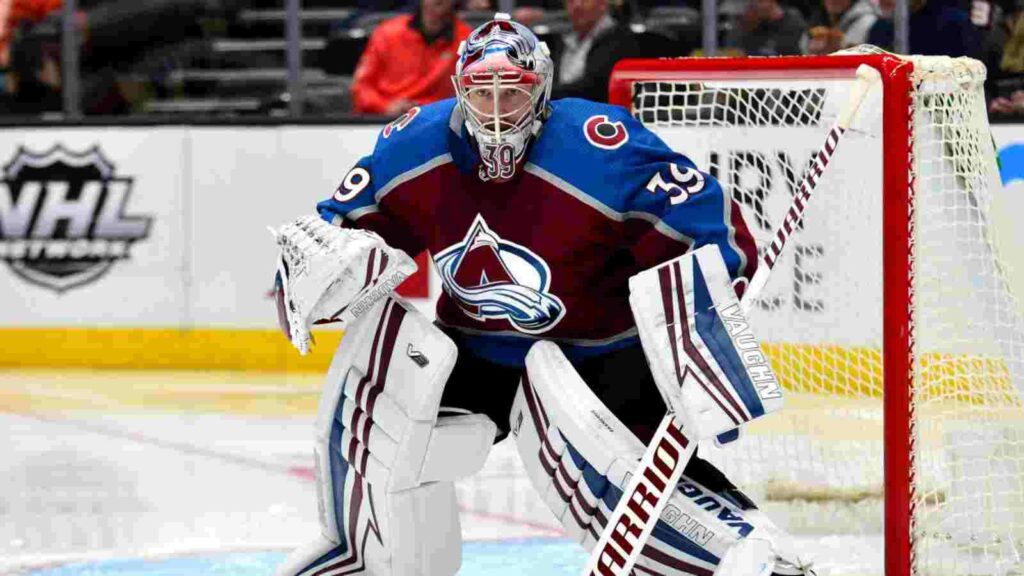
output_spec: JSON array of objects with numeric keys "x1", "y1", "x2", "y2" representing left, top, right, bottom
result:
[
  {"x1": 910, "y1": 58, "x2": 1024, "y2": 576},
  {"x1": 625, "y1": 55, "x2": 1024, "y2": 576}
]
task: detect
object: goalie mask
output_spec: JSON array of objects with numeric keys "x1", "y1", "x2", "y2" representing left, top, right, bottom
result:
[{"x1": 453, "y1": 13, "x2": 552, "y2": 183}]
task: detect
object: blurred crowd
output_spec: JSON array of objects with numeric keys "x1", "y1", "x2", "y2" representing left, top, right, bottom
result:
[{"x1": 2, "y1": 0, "x2": 1024, "y2": 117}]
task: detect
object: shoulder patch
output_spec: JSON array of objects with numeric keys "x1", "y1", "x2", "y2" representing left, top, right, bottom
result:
[
  {"x1": 583, "y1": 114, "x2": 629, "y2": 150},
  {"x1": 383, "y1": 106, "x2": 421, "y2": 139}
]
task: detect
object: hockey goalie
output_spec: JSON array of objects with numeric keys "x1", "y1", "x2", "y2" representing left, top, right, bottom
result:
[{"x1": 269, "y1": 13, "x2": 813, "y2": 576}]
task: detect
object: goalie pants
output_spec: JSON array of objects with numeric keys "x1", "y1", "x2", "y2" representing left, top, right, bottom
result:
[{"x1": 437, "y1": 330, "x2": 757, "y2": 511}]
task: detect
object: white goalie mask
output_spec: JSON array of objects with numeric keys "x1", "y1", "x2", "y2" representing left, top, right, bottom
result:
[{"x1": 452, "y1": 13, "x2": 552, "y2": 183}]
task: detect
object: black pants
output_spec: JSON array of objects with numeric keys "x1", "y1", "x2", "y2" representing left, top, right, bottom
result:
[{"x1": 438, "y1": 333, "x2": 753, "y2": 507}]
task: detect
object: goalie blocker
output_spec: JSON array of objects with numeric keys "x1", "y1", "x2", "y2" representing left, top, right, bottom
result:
[{"x1": 629, "y1": 244, "x2": 784, "y2": 443}]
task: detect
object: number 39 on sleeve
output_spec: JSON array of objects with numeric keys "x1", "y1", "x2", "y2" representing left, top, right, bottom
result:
[
  {"x1": 333, "y1": 167, "x2": 372, "y2": 203},
  {"x1": 645, "y1": 163, "x2": 705, "y2": 205}
]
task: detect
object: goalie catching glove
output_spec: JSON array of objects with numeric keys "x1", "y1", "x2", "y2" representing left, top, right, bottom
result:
[{"x1": 271, "y1": 215, "x2": 417, "y2": 354}]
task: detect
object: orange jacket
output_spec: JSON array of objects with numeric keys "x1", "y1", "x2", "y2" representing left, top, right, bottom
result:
[
  {"x1": 10, "y1": 0, "x2": 60, "y2": 22},
  {"x1": 0, "y1": 0, "x2": 62, "y2": 63},
  {"x1": 351, "y1": 13, "x2": 470, "y2": 115}
]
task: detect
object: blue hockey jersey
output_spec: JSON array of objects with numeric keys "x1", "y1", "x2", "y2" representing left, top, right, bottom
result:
[{"x1": 318, "y1": 97, "x2": 759, "y2": 367}]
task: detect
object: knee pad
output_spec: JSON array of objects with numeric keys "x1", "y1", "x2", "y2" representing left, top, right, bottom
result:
[{"x1": 276, "y1": 296, "x2": 498, "y2": 576}]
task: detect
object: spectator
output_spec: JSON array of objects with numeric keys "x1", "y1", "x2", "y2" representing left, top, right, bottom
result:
[
  {"x1": 867, "y1": 0, "x2": 982, "y2": 57},
  {"x1": 972, "y1": 0, "x2": 1010, "y2": 98},
  {"x1": 990, "y1": 89, "x2": 1024, "y2": 114},
  {"x1": 351, "y1": 0, "x2": 470, "y2": 116},
  {"x1": 0, "y1": 28, "x2": 60, "y2": 114},
  {"x1": 1, "y1": 0, "x2": 240, "y2": 115},
  {"x1": 801, "y1": 0, "x2": 878, "y2": 53},
  {"x1": 0, "y1": 0, "x2": 61, "y2": 67},
  {"x1": 1, "y1": 24, "x2": 134, "y2": 116},
  {"x1": 725, "y1": 0, "x2": 807, "y2": 55},
  {"x1": 989, "y1": 1, "x2": 1024, "y2": 114},
  {"x1": 548, "y1": 0, "x2": 640, "y2": 102}
]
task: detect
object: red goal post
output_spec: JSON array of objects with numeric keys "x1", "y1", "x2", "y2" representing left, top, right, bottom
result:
[{"x1": 608, "y1": 53, "x2": 1024, "y2": 576}]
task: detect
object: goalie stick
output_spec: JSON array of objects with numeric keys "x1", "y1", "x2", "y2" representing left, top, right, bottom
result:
[{"x1": 582, "y1": 63, "x2": 882, "y2": 576}]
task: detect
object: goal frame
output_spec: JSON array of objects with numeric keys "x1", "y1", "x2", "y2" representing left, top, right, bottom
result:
[{"x1": 610, "y1": 54, "x2": 917, "y2": 576}]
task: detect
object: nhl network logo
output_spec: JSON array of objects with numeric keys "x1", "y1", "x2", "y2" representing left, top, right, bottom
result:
[{"x1": 0, "y1": 145, "x2": 151, "y2": 292}]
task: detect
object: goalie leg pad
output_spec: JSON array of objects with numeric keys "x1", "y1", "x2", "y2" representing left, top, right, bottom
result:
[
  {"x1": 276, "y1": 296, "x2": 497, "y2": 576},
  {"x1": 629, "y1": 244, "x2": 785, "y2": 441},
  {"x1": 511, "y1": 341, "x2": 811, "y2": 576}
]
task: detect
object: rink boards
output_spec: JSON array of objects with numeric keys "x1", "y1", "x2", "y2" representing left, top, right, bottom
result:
[{"x1": 1, "y1": 123, "x2": 1024, "y2": 372}]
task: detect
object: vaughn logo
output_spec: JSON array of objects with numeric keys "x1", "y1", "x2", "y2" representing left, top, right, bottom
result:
[{"x1": 0, "y1": 145, "x2": 151, "y2": 292}]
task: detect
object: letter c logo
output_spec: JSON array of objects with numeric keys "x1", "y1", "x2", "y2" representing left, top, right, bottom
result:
[{"x1": 583, "y1": 115, "x2": 629, "y2": 150}]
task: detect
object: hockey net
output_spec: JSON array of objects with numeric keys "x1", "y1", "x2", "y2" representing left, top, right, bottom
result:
[{"x1": 610, "y1": 52, "x2": 1024, "y2": 576}]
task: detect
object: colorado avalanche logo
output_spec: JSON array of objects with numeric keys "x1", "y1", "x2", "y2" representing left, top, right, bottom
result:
[{"x1": 434, "y1": 215, "x2": 565, "y2": 334}]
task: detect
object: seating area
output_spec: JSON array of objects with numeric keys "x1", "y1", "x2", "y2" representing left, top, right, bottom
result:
[
  {"x1": 134, "y1": 2, "x2": 703, "y2": 118},
  {"x1": 3, "y1": 0, "x2": 1009, "y2": 118}
]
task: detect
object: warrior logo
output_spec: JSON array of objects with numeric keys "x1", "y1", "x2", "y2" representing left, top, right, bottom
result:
[
  {"x1": 0, "y1": 145, "x2": 151, "y2": 292},
  {"x1": 434, "y1": 214, "x2": 564, "y2": 334}
]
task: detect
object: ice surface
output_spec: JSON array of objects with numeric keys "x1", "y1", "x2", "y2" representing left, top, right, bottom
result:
[{"x1": 0, "y1": 370, "x2": 883, "y2": 575}]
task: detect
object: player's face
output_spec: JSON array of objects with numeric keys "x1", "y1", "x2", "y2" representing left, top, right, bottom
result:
[{"x1": 463, "y1": 85, "x2": 534, "y2": 131}]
